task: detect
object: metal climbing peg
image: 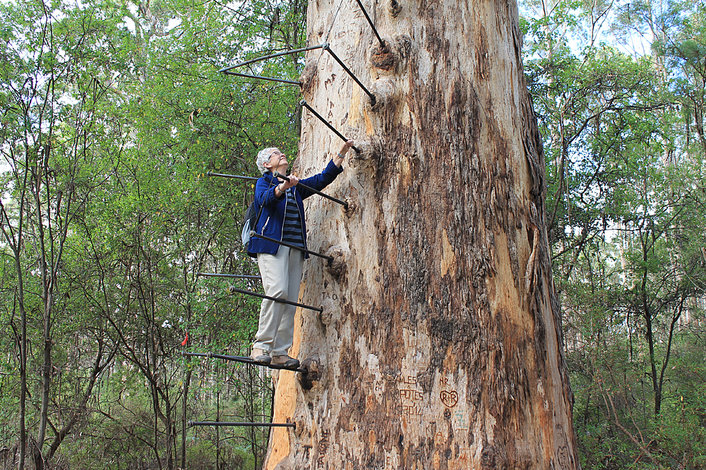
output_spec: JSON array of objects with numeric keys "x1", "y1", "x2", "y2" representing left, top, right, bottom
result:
[
  {"x1": 182, "y1": 351, "x2": 306, "y2": 372},
  {"x1": 189, "y1": 421, "x2": 296, "y2": 428},
  {"x1": 229, "y1": 285, "x2": 324, "y2": 313},
  {"x1": 300, "y1": 100, "x2": 360, "y2": 152},
  {"x1": 218, "y1": 43, "x2": 327, "y2": 85},
  {"x1": 206, "y1": 172, "x2": 258, "y2": 181},
  {"x1": 197, "y1": 273, "x2": 261, "y2": 280},
  {"x1": 273, "y1": 171, "x2": 348, "y2": 209},
  {"x1": 207, "y1": 171, "x2": 348, "y2": 209},
  {"x1": 354, "y1": 0, "x2": 386, "y2": 47},
  {"x1": 322, "y1": 44, "x2": 376, "y2": 105}
]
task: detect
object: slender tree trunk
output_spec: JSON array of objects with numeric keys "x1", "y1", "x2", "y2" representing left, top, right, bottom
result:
[
  {"x1": 265, "y1": 1, "x2": 578, "y2": 468},
  {"x1": 37, "y1": 293, "x2": 53, "y2": 468},
  {"x1": 644, "y1": 309, "x2": 661, "y2": 415},
  {"x1": 17, "y1": 263, "x2": 28, "y2": 470},
  {"x1": 181, "y1": 368, "x2": 191, "y2": 468},
  {"x1": 640, "y1": 233, "x2": 662, "y2": 416}
]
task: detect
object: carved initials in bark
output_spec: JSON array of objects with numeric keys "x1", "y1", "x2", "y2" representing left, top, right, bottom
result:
[{"x1": 264, "y1": 1, "x2": 579, "y2": 469}]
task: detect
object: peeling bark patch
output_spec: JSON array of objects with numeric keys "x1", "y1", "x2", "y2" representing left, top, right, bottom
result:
[
  {"x1": 446, "y1": 78, "x2": 470, "y2": 135},
  {"x1": 325, "y1": 246, "x2": 347, "y2": 279},
  {"x1": 428, "y1": 316, "x2": 455, "y2": 346},
  {"x1": 371, "y1": 43, "x2": 396, "y2": 71},
  {"x1": 299, "y1": 61, "x2": 318, "y2": 97},
  {"x1": 298, "y1": 357, "x2": 321, "y2": 391},
  {"x1": 388, "y1": 0, "x2": 402, "y2": 17},
  {"x1": 475, "y1": 25, "x2": 490, "y2": 81}
]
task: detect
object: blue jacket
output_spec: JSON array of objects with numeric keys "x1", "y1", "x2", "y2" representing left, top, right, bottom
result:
[{"x1": 248, "y1": 160, "x2": 343, "y2": 258}]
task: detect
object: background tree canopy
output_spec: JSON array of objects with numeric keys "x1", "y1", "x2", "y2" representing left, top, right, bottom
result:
[
  {"x1": 0, "y1": 0, "x2": 703, "y2": 468},
  {"x1": 522, "y1": 0, "x2": 706, "y2": 468}
]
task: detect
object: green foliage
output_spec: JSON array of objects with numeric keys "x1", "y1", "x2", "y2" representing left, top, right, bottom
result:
[
  {"x1": 522, "y1": 0, "x2": 706, "y2": 468},
  {"x1": 1, "y1": 0, "x2": 304, "y2": 468}
]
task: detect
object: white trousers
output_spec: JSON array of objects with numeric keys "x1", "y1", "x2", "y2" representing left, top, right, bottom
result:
[{"x1": 254, "y1": 246, "x2": 304, "y2": 356}]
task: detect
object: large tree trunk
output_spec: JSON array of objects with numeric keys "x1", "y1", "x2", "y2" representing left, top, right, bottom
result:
[{"x1": 265, "y1": 0, "x2": 578, "y2": 468}]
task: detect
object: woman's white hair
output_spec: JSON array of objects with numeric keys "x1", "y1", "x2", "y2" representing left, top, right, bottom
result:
[{"x1": 256, "y1": 147, "x2": 278, "y2": 174}]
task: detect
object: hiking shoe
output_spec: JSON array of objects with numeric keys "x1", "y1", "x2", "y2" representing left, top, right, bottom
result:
[
  {"x1": 271, "y1": 355, "x2": 300, "y2": 368},
  {"x1": 250, "y1": 348, "x2": 271, "y2": 364}
]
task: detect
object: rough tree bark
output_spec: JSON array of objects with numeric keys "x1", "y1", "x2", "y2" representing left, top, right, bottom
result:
[{"x1": 265, "y1": 0, "x2": 578, "y2": 468}]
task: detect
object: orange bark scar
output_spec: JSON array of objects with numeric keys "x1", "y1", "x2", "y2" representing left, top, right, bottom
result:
[
  {"x1": 349, "y1": 87, "x2": 375, "y2": 135},
  {"x1": 349, "y1": 87, "x2": 362, "y2": 126},
  {"x1": 398, "y1": 156, "x2": 412, "y2": 187},
  {"x1": 264, "y1": 289, "x2": 306, "y2": 470},
  {"x1": 362, "y1": 107, "x2": 374, "y2": 135},
  {"x1": 489, "y1": 235, "x2": 529, "y2": 331},
  {"x1": 265, "y1": 362, "x2": 297, "y2": 470},
  {"x1": 440, "y1": 229, "x2": 455, "y2": 276}
]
